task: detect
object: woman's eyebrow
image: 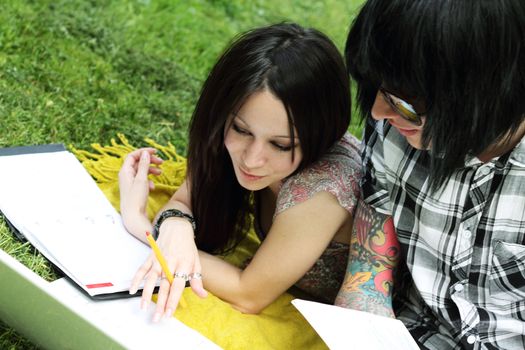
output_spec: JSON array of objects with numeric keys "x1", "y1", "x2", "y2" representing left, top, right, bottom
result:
[
  {"x1": 232, "y1": 113, "x2": 299, "y2": 140},
  {"x1": 273, "y1": 135, "x2": 299, "y2": 141}
]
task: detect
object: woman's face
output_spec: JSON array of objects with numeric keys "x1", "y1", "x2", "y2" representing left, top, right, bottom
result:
[{"x1": 224, "y1": 89, "x2": 302, "y2": 194}]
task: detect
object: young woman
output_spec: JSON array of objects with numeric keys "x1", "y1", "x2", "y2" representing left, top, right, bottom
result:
[{"x1": 118, "y1": 23, "x2": 361, "y2": 322}]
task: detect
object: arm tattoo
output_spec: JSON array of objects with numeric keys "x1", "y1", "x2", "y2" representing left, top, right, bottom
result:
[{"x1": 334, "y1": 199, "x2": 399, "y2": 318}]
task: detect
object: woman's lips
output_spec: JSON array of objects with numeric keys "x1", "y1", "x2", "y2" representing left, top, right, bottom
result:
[{"x1": 240, "y1": 168, "x2": 264, "y2": 181}]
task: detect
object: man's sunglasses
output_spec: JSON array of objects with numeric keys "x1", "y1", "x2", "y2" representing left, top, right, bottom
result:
[{"x1": 379, "y1": 88, "x2": 425, "y2": 126}]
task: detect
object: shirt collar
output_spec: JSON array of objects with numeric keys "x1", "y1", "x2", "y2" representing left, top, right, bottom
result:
[
  {"x1": 508, "y1": 135, "x2": 525, "y2": 167},
  {"x1": 464, "y1": 134, "x2": 525, "y2": 168}
]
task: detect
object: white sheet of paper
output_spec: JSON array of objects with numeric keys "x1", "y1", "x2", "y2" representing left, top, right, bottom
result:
[
  {"x1": 0, "y1": 245, "x2": 220, "y2": 350},
  {"x1": 0, "y1": 150, "x2": 152, "y2": 296},
  {"x1": 48, "y1": 278, "x2": 221, "y2": 349},
  {"x1": 292, "y1": 299, "x2": 420, "y2": 350}
]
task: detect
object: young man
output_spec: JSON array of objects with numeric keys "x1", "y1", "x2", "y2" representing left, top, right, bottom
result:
[{"x1": 336, "y1": 1, "x2": 525, "y2": 349}]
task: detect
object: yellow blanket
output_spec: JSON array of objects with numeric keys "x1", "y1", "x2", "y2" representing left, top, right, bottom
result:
[{"x1": 72, "y1": 134, "x2": 327, "y2": 350}]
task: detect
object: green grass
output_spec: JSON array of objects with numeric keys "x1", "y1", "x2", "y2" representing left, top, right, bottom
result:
[{"x1": 0, "y1": 0, "x2": 365, "y2": 348}]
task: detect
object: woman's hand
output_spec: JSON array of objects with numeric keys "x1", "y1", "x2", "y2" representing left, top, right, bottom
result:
[
  {"x1": 129, "y1": 220, "x2": 208, "y2": 322},
  {"x1": 118, "y1": 148, "x2": 163, "y2": 226}
]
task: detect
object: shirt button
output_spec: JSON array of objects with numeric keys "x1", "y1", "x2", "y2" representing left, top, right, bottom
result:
[
  {"x1": 467, "y1": 335, "x2": 476, "y2": 344},
  {"x1": 455, "y1": 284, "x2": 464, "y2": 292},
  {"x1": 464, "y1": 230, "x2": 472, "y2": 239},
  {"x1": 479, "y1": 167, "x2": 490, "y2": 176}
]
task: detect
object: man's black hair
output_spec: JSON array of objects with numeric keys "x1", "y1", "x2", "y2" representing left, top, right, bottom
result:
[{"x1": 347, "y1": 0, "x2": 525, "y2": 188}]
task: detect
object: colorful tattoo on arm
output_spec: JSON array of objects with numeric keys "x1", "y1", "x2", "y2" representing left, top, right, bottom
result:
[{"x1": 334, "y1": 199, "x2": 400, "y2": 318}]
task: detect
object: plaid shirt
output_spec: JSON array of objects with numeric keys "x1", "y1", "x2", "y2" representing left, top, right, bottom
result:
[{"x1": 361, "y1": 119, "x2": 525, "y2": 350}]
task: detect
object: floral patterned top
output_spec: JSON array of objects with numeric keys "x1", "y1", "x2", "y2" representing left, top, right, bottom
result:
[{"x1": 254, "y1": 132, "x2": 362, "y2": 303}]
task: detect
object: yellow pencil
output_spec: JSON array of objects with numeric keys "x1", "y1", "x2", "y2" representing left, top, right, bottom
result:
[{"x1": 145, "y1": 231, "x2": 187, "y2": 309}]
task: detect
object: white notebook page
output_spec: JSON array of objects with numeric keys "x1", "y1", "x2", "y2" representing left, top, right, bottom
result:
[
  {"x1": 0, "y1": 150, "x2": 151, "y2": 296},
  {"x1": 292, "y1": 299, "x2": 420, "y2": 350}
]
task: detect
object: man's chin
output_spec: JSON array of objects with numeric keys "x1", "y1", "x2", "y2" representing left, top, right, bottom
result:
[{"x1": 405, "y1": 136, "x2": 425, "y2": 150}]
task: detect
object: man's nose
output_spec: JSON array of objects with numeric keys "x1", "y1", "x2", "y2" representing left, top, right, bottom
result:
[{"x1": 371, "y1": 91, "x2": 401, "y2": 121}]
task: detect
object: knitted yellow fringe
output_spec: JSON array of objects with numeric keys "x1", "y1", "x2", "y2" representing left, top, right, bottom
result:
[{"x1": 71, "y1": 134, "x2": 327, "y2": 350}]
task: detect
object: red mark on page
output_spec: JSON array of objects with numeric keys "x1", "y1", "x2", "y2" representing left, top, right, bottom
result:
[{"x1": 86, "y1": 282, "x2": 114, "y2": 289}]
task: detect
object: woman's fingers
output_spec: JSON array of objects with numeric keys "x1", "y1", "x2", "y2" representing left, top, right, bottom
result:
[
  {"x1": 119, "y1": 148, "x2": 153, "y2": 189},
  {"x1": 129, "y1": 254, "x2": 161, "y2": 311},
  {"x1": 128, "y1": 147, "x2": 158, "y2": 159},
  {"x1": 121, "y1": 149, "x2": 161, "y2": 174},
  {"x1": 118, "y1": 155, "x2": 138, "y2": 191},
  {"x1": 141, "y1": 267, "x2": 162, "y2": 311},
  {"x1": 119, "y1": 148, "x2": 162, "y2": 184},
  {"x1": 129, "y1": 258, "x2": 153, "y2": 295},
  {"x1": 130, "y1": 235, "x2": 200, "y2": 322},
  {"x1": 136, "y1": 151, "x2": 152, "y2": 181},
  {"x1": 189, "y1": 259, "x2": 207, "y2": 298},
  {"x1": 149, "y1": 166, "x2": 162, "y2": 175},
  {"x1": 131, "y1": 258, "x2": 198, "y2": 322},
  {"x1": 150, "y1": 154, "x2": 163, "y2": 165},
  {"x1": 152, "y1": 277, "x2": 172, "y2": 322},
  {"x1": 164, "y1": 265, "x2": 192, "y2": 318},
  {"x1": 120, "y1": 149, "x2": 162, "y2": 189}
]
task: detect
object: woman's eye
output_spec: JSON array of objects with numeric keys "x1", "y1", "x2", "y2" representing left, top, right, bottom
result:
[
  {"x1": 272, "y1": 142, "x2": 293, "y2": 152},
  {"x1": 231, "y1": 122, "x2": 293, "y2": 151},
  {"x1": 232, "y1": 123, "x2": 250, "y2": 135}
]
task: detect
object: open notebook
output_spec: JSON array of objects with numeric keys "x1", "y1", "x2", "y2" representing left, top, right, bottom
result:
[{"x1": 0, "y1": 145, "x2": 153, "y2": 298}]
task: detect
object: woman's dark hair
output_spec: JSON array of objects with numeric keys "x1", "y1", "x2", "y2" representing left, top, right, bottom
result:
[
  {"x1": 346, "y1": 0, "x2": 525, "y2": 189},
  {"x1": 187, "y1": 23, "x2": 350, "y2": 254}
]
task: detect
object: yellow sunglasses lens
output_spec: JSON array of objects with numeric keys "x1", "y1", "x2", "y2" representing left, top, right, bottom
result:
[
  {"x1": 395, "y1": 102, "x2": 419, "y2": 122},
  {"x1": 381, "y1": 89, "x2": 422, "y2": 125}
]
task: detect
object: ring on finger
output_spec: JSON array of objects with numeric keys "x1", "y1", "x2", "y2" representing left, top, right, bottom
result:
[
  {"x1": 173, "y1": 272, "x2": 189, "y2": 281},
  {"x1": 188, "y1": 272, "x2": 203, "y2": 280}
]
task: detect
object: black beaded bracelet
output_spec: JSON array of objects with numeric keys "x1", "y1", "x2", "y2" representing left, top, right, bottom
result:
[{"x1": 152, "y1": 209, "x2": 196, "y2": 240}]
